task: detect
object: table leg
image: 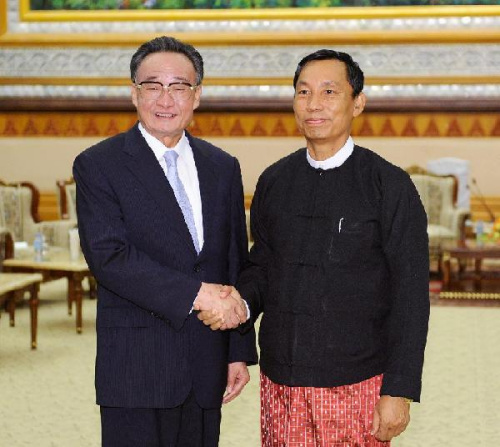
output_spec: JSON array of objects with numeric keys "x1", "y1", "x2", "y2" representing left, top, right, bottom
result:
[
  {"x1": 9, "y1": 290, "x2": 22, "y2": 327},
  {"x1": 441, "y1": 252, "x2": 451, "y2": 289},
  {"x1": 30, "y1": 283, "x2": 39, "y2": 349},
  {"x1": 70, "y1": 272, "x2": 85, "y2": 334},
  {"x1": 474, "y1": 258, "x2": 483, "y2": 291},
  {"x1": 457, "y1": 259, "x2": 467, "y2": 279},
  {"x1": 7, "y1": 292, "x2": 15, "y2": 326},
  {"x1": 67, "y1": 276, "x2": 74, "y2": 316}
]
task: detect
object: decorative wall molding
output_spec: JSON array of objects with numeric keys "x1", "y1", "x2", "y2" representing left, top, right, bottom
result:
[
  {"x1": 1, "y1": 111, "x2": 499, "y2": 139},
  {"x1": 1, "y1": 44, "x2": 500, "y2": 81}
]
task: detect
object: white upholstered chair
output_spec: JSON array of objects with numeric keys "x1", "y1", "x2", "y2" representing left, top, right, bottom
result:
[
  {"x1": 406, "y1": 166, "x2": 470, "y2": 262},
  {"x1": 0, "y1": 180, "x2": 76, "y2": 251}
]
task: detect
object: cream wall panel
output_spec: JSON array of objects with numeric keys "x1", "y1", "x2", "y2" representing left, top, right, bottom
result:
[
  {"x1": 0, "y1": 137, "x2": 99, "y2": 192},
  {"x1": 211, "y1": 137, "x2": 500, "y2": 197},
  {"x1": 0, "y1": 137, "x2": 499, "y2": 197}
]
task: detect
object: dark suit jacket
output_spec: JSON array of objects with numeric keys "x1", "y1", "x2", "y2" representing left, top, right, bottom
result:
[{"x1": 73, "y1": 124, "x2": 257, "y2": 409}]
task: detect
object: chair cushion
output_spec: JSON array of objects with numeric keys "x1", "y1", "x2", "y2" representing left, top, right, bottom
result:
[{"x1": 427, "y1": 224, "x2": 456, "y2": 247}]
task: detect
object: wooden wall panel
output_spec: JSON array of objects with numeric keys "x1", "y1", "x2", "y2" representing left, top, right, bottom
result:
[{"x1": 39, "y1": 192, "x2": 60, "y2": 221}]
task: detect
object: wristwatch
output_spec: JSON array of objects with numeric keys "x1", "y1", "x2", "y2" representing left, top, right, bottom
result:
[{"x1": 402, "y1": 397, "x2": 413, "y2": 404}]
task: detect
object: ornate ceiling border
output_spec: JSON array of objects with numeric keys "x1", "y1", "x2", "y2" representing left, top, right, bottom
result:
[{"x1": 1, "y1": 0, "x2": 499, "y2": 46}]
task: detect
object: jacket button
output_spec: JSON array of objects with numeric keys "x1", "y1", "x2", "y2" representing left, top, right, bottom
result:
[{"x1": 193, "y1": 264, "x2": 201, "y2": 273}]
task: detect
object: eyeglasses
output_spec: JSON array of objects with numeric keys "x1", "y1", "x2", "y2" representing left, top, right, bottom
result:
[{"x1": 134, "y1": 81, "x2": 198, "y2": 101}]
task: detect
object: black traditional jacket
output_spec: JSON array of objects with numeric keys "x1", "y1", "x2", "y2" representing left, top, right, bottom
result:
[{"x1": 238, "y1": 145, "x2": 430, "y2": 401}]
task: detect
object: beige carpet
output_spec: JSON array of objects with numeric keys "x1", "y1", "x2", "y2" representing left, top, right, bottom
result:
[{"x1": 1, "y1": 280, "x2": 500, "y2": 446}]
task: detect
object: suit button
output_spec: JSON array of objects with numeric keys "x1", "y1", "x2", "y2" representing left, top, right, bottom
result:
[{"x1": 193, "y1": 264, "x2": 201, "y2": 273}]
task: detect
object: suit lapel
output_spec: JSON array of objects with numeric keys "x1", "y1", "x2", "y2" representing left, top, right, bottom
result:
[
  {"x1": 122, "y1": 125, "x2": 196, "y2": 254},
  {"x1": 188, "y1": 133, "x2": 219, "y2": 257}
]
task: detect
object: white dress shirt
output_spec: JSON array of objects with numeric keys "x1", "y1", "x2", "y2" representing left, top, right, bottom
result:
[
  {"x1": 306, "y1": 136, "x2": 354, "y2": 170},
  {"x1": 139, "y1": 123, "x2": 204, "y2": 251}
]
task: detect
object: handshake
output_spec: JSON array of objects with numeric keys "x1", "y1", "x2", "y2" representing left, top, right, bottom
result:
[{"x1": 193, "y1": 282, "x2": 247, "y2": 331}]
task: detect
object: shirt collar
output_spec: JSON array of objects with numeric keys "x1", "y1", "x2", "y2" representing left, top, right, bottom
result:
[
  {"x1": 138, "y1": 122, "x2": 189, "y2": 161},
  {"x1": 306, "y1": 136, "x2": 354, "y2": 170}
]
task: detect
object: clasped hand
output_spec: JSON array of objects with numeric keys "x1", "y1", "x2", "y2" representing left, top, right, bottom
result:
[{"x1": 194, "y1": 283, "x2": 246, "y2": 331}]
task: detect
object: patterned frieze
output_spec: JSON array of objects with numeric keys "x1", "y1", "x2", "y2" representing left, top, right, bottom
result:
[
  {"x1": 1, "y1": 44, "x2": 500, "y2": 80},
  {"x1": 1, "y1": 111, "x2": 499, "y2": 138}
]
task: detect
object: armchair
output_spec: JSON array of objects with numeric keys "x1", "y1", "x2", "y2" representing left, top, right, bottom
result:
[
  {"x1": 406, "y1": 166, "x2": 470, "y2": 263},
  {"x1": 0, "y1": 180, "x2": 76, "y2": 251}
]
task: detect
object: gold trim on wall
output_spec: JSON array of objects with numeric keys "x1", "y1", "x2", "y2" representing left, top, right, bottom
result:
[
  {"x1": 2, "y1": 76, "x2": 500, "y2": 87},
  {"x1": 1, "y1": 111, "x2": 499, "y2": 139},
  {"x1": 2, "y1": 29, "x2": 500, "y2": 47},
  {"x1": 19, "y1": 2, "x2": 500, "y2": 22}
]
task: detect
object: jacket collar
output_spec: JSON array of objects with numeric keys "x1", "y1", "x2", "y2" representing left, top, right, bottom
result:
[{"x1": 122, "y1": 123, "x2": 219, "y2": 257}]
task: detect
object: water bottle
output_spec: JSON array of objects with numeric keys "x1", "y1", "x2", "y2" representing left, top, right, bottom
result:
[
  {"x1": 33, "y1": 231, "x2": 44, "y2": 262},
  {"x1": 475, "y1": 220, "x2": 484, "y2": 246}
]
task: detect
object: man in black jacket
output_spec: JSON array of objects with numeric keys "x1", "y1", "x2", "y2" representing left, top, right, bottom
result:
[{"x1": 199, "y1": 49, "x2": 429, "y2": 445}]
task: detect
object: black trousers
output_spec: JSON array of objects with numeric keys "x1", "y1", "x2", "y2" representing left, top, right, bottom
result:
[{"x1": 100, "y1": 392, "x2": 222, "y2": 447}]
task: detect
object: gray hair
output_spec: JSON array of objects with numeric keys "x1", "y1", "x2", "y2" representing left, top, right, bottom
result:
[{"x1": 130, "y1": 36, "x2": 204, "y2": 85}]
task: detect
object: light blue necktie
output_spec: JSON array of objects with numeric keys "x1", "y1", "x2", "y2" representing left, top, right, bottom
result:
[{"x1": 164, "y1": 150, "x2": 200, "y2": 253}]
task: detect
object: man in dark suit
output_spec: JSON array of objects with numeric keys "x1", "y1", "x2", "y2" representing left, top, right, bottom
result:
[{"x1": 73, "y1": 36, "x2": 257, "y2": 447}]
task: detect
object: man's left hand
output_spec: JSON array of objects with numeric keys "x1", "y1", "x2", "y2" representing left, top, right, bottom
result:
[
  {"x1": 222, "y1": 362, "x2": 250, "y2": 404},
  {"x1": 371, "y1": 395, "x2": 410, "y2": 441}
]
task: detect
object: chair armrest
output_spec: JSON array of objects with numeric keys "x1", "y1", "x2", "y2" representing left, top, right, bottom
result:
[
  {"x1": 443, "y1": 208, "x2": 470, "y2": 241},
  {"x1": 36, "y1": 220, "x2": 77, "y2": 250}
]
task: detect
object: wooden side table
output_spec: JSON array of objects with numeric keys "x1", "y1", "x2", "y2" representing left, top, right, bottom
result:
[
  {"x1": 0, "y1": 273, "x2": 43, "y2": 349},
  {"x1": 440, "y1": 241, "x2": 500, "y2": 299},
  {"x1": 3, "y1": 249, "x2": 94, "y2": 333}
]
